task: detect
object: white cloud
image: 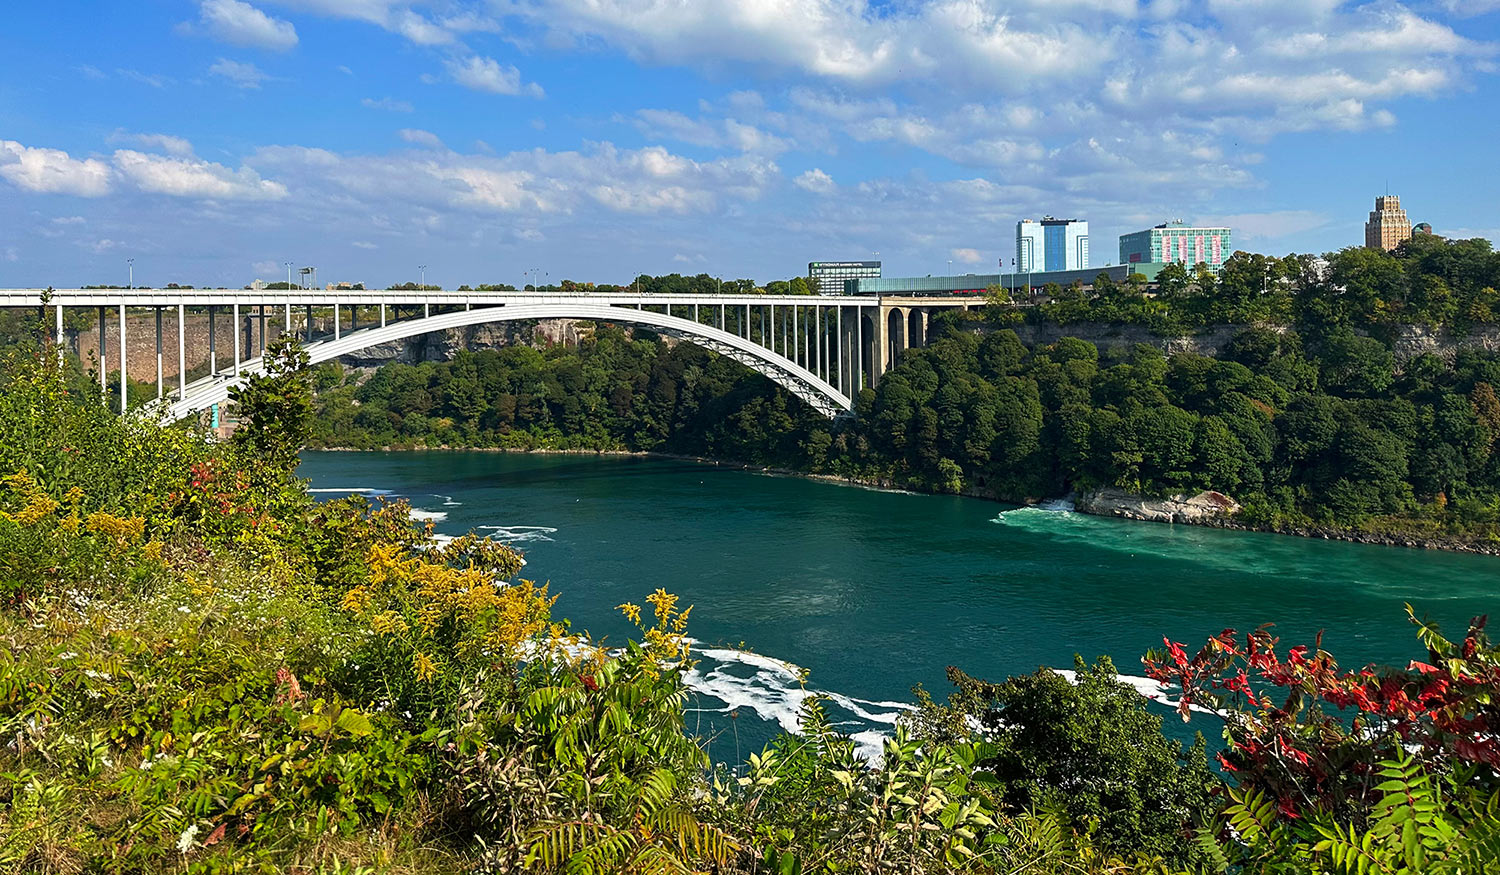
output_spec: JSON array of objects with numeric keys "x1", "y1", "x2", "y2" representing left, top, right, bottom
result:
[
  {"x1": 951, "y1": 247, "x2": 983, "y2": 265},
  {"x1": 794, "y1": 168, "x2": 835, "y2": 193},
  {"x1": 209, "y1": 58, "x2": 272, "y2": 89},
  {"x1": 248, "y1": 140, "x2": 777, "y2": 218},
  {"x1": 447, "y1": 55, "x2": 544, "y2": 97},
  {"x1": 0, "y1": 141, "x2": 113, "y2": 196},
  {"x1": 352, "y1": 240, "x2": 379, "y2": 249},
  {"x1": 112, "y1": 150, "x2": 288, "y2": 200},
  {"x1": 634, "y1": 109, "x2": 791, "y2": 154},
  {"x1": 398, "y1": 128, "x2": 445, "y2": 148},
  {"x1": 108, "y1": 131, "x2": 195, "y2": 157},
  {"x1": 362, "y1": 96, "x2": 413, "y2": 112},
  {"x1": 184, "y1": 0, "x2": 298, "y2": 50},
  {"x1": 51, "y1": 215, "x2": 86, "y2": 225}
]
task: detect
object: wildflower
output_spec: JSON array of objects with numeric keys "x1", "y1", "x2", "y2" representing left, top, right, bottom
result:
[
  {"x1": 177, "y1": 824, "x2": 199, "y2": 853},
  {"x1": 618, "y1": 602, "x2": 642, "y2": 625}
]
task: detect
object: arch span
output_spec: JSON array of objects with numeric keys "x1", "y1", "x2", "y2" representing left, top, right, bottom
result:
[{"x1": 167, "y1": 303, "x2": 852, "y2": 421}]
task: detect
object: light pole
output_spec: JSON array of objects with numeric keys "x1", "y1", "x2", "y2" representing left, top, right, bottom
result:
[
  {"x1": 418, "y1": 264, "x2": 427, "y2": 291},
  {"x1": 947, "y1": 259, "x2": 953, "y2": 276},
  {"x1": 285, "y1": 261, "x2": 293, "y2": 290},
  {"x1": 126, "y1": 258, "x2": 134, "y2": 289}
]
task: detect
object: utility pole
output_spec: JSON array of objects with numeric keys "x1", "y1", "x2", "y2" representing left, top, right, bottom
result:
[
  {"x1": 126, "y1": 258, "x2": 134, "y2": 289},
  {"x1": 418, "y1": 264, "x2": 427, "y2": 292},
  {"x1": 285, "y1": 261, "x2": 293, "y2": 290}
]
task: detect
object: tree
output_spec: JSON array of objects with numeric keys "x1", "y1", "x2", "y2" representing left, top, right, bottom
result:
[
  {"x1": 229, "y1": 335, "x2": 313, "y2": 471},
  {"x1": 912, "y1": 658, "x2": 1217, "y2": 865}
]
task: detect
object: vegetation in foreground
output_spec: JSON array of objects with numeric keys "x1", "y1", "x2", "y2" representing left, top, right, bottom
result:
[{"x1": 2, "y1": 325, "x2": 1499, "y2": 872}]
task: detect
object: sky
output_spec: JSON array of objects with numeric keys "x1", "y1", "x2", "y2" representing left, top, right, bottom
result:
[{"x1": 2, "y1": 0, "x2": 1498, "y2": 289}]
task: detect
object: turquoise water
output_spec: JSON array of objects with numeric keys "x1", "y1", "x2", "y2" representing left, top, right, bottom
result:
[{"x1": 300, "y1": 451, "x2": 1498, "y2": 761}]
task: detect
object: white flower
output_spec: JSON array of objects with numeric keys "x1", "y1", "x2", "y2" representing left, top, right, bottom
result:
[
  {"x1": 177, "y1": 823, "x2": 199, "y2": 853},
  {"x1": 177, "y1": 606, "x2": 191, "y2": 614},
  {"x1": 57, "y1": 651, "x2": 78, "y2": 660}
]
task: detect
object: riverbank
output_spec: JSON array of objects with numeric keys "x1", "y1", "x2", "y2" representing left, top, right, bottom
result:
[{"x1": 306, "y1": 444, "x2": 1500, "y2": 557}]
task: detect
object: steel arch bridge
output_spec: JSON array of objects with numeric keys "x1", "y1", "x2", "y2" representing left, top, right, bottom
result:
[
  {"x1": 0, "y1": 288, "x2": 978, "y2": 422},
  {"x1": 176, "y1": 303, "x2": 852, "y2": 418}
]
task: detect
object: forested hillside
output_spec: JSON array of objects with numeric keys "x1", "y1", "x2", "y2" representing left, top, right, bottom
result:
[{"x1": 313, "y1": 238, "x2": 1500, "y2": 548}]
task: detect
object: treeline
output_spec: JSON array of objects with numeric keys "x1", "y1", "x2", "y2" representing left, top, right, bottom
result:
[
  {"x1": 312, "y1": 239, "x2": 1500, "y2": 544},
  {"x1": 1021, "y1": 232, "x2": 1500, "y2": 334}
]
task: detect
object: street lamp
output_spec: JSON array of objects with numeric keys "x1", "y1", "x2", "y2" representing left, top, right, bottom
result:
[
  {"x1": 418, "y1": 264, "x2": 427, "y2": 291},
  {"x1": 126, "y1": 258, "x2": 134, "y2": 289},
  {"x1": 285, "y1": 261, "x2": 293, "y2": 290}
]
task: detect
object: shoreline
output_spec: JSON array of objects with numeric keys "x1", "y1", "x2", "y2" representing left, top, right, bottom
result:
[{"x1": 303, "y1": 444, "x2": 1500, "y2": 557}]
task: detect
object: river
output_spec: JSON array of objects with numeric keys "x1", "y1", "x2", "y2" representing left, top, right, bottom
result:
[{"x1": 300, "y1": 450, "x2": 1498, "y2": 763}]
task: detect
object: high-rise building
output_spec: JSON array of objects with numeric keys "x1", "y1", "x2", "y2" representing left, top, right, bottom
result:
[
  {"x1": 808, "y1": 260, "x2": 880, "y2": 295},
  {"x1": 1119, "y1": 221, "x2": 1232, "y2": 275},
  {"x1": 1016, "y1": 217, "x2": 1088, "y2": 273},
  {"x1": 1365, "y1": 196, "x2": 1413, "y2": 251}
]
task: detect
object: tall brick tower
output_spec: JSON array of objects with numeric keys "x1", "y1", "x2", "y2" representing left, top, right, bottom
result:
[{"x1": 1365, "y1": 195, "x2": 1412, "y2": 251}]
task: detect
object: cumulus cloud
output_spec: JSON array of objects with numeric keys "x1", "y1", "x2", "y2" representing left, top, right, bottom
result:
[
  {"x1": 209, "y1": 58, "x2": 272, "y2": 88},
  {"x1": 112, "y1": 150, "x2": 288, "y2": 200},
  {"x1": 362, "y1": 96, "x2": 414, "y2": 112},
  {"x1": 0, "y1": 141, "x2": 113, "y2": 196},
  {"x1": 794, "y1": 168, "x2": 835, "y2": 193},
  {"x1": 247, "y1": 140, "x2": 776, "y2": 217},
  {"x1": 108, "y1": 131, "x2": 195, "y2": 157},
  {"x1": 633, "y1": 109, "x2": 791, "y2": 154},
  {"x1": 951, "y1": 247, "x2": 983, "y2": 265},
  {"x1": 183, "y1": 0, "x2": 298, "y2": 50},
  {"x1": 398, "y1": 128, "x2": 445, "y2": 148},
  {"x1": 447, "y1": 55, "x2": 544, "y2": 97}
]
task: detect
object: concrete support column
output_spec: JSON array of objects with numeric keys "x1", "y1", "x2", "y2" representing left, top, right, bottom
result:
[
  {"x1": 306, "y1": 305, "x2": 313, "y2": 342},
  {"x1": 334, "y1": 302, "x2": 341, "y2": 340},
  {"x1": 177, "y1": 304, "x2": 186, "y2": 399},
  {"x1": 54, "y1": 304, "x2": 63, "y2": 367},
  {"x1": 98, "y1": 306, "x2": 106, "y2": 396},
  {"x1": 208, "y1": 305, "x2": 216, "y2": 376},
  {"x1": 258, "y1": 305, "x2": 266, "y2": 355},
  {"x1": 118, "y1": 305, "x2": 127, "y2": 414},
  {"x1": 836, "y1": 306, "x2": 843, "y2": 392},
  {"x1": 424, "y1": 302, "x2": 430, "y2": 319},
  {"x1": 380, "y1": 303, "x2": 387, "y2": 327},
  {"x1": 284, "y1": 303, "x2": 291, "y2": 336},
  {"x1": 155, "y1": 307, "x2": 164, "y2": 400},
  {"x1": 233, "y1": 303, "x2": 241, "y2": 376},
  {"x1": 815, "y1": 306, "x2": 821, "y2": 381}
]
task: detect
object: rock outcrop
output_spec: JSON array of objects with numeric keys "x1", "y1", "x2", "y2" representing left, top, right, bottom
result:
[{"x1": 1075, "y1": 488, "x2": 1241, "y2": 524}]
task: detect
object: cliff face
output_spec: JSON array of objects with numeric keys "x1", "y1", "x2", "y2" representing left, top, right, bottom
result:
[{"x1": 332, "y1": 319, "x2": 589, "y2": 367}]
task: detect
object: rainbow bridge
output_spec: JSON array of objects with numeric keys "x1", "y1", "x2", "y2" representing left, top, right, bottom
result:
[{"x1": 0, "y1": 289, "x2": 980, "y2": 420}]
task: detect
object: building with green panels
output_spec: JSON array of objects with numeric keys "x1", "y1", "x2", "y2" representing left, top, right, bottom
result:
[
  {"x1": 845, "y1": 262, "x2": 1166, "y2": 295},
  {"x1": 1119, "y1": 222, "x2": 1232, "y2": 275}
]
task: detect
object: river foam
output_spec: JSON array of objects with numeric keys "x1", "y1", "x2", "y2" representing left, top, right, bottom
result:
[{"x1": 682, "y1": 640, "x2": 914, "y2": 765}]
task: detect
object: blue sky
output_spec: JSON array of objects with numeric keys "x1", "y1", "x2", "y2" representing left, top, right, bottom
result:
[{"x1": 2, "y1": 0, "x2": 1498, "y2": 289}]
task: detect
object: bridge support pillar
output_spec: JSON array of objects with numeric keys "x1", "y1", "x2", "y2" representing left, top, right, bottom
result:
[
  {"x1": 380, "y1": 303, "x2": 387, "y2": 327},
  {"x1": 118, "y1": 304, "x2": 126, "y2": 414},
  {"x1": 177, "y1": 304, "x2": 186, "y2": 399},
  {"x1": 54, "y1": 304, "x2": 63, "y2": 367},
  {"x1": 233, "y1": 303, "x2": 241, "y2": 376},
  {"x1": 208, "y1": 305, "x2": 216, "y2": 376},
  {"x1": 155, "y1": 307, "x2": 163, "y2": 399},
  {"x1": 98, "y1": 306, "x2": 106, "y2": 396}
]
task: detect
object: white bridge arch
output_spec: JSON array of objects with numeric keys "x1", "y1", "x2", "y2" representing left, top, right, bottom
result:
[
  {"x1": 2, "y1": 288, "x2": 979, "y2": 423},
  {"x1": 170, "y1": 303, "x2": 851, "y2": 419}
]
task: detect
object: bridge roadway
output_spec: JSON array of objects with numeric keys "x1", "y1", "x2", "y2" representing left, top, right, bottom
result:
[{"x1": 0, "y1": 288, "x2": 979, "y2": 420}]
